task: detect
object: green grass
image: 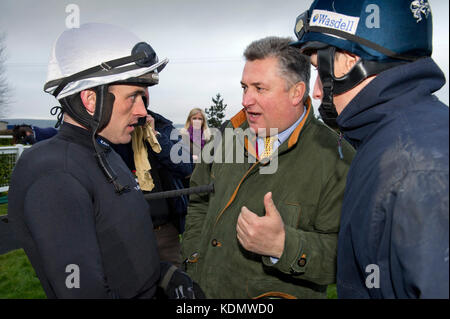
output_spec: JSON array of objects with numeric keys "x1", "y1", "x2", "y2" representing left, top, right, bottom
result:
[
  {"x1": 327, "y1": 284, "x2": 337, "y2": 299},
  {"x1": 0, "y1": 200, "x2": 47, "y2": 298},
  {"x1": 0, "y1": 203, "x2": 7, "y2": 216},
  {"x1": 0, "y1": 249, "x2": 46, "y2": 299}
]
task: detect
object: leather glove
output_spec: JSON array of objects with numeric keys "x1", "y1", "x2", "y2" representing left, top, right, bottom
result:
[{"x1": 159, "y1": 261, "x2": 205, "y2": 299}]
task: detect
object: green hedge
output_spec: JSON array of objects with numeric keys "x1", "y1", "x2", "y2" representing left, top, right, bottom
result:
[{"x1": 0, "y1": 155, "x2": 13, "y2": 186}]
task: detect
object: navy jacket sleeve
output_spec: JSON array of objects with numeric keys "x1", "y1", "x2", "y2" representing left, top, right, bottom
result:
[
  {"x1": 390, "y1": 170, "x2": 449, "y2": 298},
  {"x1": 23, "y1": 172, "x2": 118, "y2": 298}
]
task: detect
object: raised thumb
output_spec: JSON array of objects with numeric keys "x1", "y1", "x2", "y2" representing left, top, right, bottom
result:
[{"x1": 264, "y1": 192, "x2": 278, "y2": 217}]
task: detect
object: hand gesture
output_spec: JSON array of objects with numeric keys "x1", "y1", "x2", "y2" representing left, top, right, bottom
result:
[{"x1": 236, "y1": 192, "x2": 285, "y2": 258}]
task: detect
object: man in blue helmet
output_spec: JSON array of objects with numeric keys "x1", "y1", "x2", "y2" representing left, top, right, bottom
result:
[
  {"x1": 8, "y1": 23, "x2": 202, "y2": 299},
  {"x1": 292, "y1": 0, "x2": 448, "y2": 298}
]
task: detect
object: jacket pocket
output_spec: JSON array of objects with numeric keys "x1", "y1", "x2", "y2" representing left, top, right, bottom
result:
[{"x1": 277, "y1": 201, "x2": 314, "y2": 231}]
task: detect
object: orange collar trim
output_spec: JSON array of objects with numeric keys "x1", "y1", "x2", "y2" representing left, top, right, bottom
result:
[
  {"x1": 230, "y1": 109, "x2": 247, "y2": 128},
  {"x1": 287, "y1": 98, "x2": 311, "y2": 148}
]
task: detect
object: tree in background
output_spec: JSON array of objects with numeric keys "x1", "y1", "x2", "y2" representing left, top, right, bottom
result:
[
  {"x1": 205, "y1": 93, "x2": 227, "y2": 129},
  {"x1": 0, "y1": 33, "x2": 10, "y2": 118}
]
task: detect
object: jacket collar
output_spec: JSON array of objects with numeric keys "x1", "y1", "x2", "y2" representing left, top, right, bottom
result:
[
  {"x1": 58, "y1": 122, "x2": 112, "y2": 151},
  {"x1": 337, "y1": 58, "x2": 446, "y2": 149},
  {"x1": 229, "y1": 97, "x2": 313, "y2": 158}
]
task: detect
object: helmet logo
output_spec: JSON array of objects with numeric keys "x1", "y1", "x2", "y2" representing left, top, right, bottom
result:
[
  {"x1": 309, "y1": 9, "x2": 360, "y2": 36},
  {"x1": 410, "y1": 0, "x2": 431, "y2": 23},
  {"x1": 295, "y1": 19, "x2": 304, "y2": 34}
]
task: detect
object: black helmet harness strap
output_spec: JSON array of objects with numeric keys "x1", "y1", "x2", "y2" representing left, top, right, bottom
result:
[{"x1": 316, "y1": 46, "x2": 406, "y2": 128}]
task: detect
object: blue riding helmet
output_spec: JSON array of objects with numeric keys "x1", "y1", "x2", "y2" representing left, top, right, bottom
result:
[
  {"x1": 292, "y1": 0, "x2": 433, "y2": 62},
  {"x1": 290, "y1": 0, "x2": 434, "y2": 128}
]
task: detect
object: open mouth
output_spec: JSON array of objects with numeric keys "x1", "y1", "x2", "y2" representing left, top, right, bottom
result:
[
  {"x1": 127, "y1": 123, "x2": 137, "y2": 132},
  {"x1": 246, "y1": 111, "x2": 262, "y2": 122}
]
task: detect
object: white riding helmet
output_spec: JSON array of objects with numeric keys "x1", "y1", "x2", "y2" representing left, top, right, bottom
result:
[{"x1": 44, "y1": 23, "x2": 168, "y2": 99}]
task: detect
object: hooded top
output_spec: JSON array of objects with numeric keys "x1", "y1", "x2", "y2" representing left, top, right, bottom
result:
[{"x1": 336, "y1": 57, "x2": 449, "y2": 298}]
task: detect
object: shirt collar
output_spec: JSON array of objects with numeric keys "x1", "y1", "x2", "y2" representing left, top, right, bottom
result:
[
  {"x1": 277, "y1": 106, "x2": 307, "y2": 145},
  {"x1": 256, "y1": 106, "x2": 307, "y2": 157},
  {"x1": 257, "y1": 106, "x2": 307, "y2": 146}
]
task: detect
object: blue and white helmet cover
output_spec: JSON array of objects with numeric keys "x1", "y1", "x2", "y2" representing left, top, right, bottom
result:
[{"x1": 292, "y1": 0, "x2": 433, "y2": 62}]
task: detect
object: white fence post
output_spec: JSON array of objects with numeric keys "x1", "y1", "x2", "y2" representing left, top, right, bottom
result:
[
  {"x1": 0, "y1": 144, "x2": 32, "y2": 192},
  {"x1": 15, "y1": 144, "x2": 24, "y2": 162}
]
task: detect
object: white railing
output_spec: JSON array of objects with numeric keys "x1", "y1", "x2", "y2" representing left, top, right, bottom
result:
[{"x1": 0, "y1": 144, "x2": 32, "y2": 192}]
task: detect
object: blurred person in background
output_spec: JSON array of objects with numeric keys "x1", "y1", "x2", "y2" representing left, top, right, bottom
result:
[
  {"x1": 12, "y1": 124, "x2": 57, "y2": 145},
  {"x1": 112, "y1": 102, "x2": 193, "y2": 268},
  {"x1": 180, "y1": 108, "x2": 211, "y2": 162}
]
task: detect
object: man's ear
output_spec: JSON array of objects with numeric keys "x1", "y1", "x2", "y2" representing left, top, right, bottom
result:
[
  {"x1": 344, "y1": 52, "x2": 359, "y2": 72},
  {"x1": 79, "y1": 89, "x2": 97, "y2": 115},
  {"x1": 290, "y1": 81, "x2": 306, "y2": 106},
  {"x1": 335, "y1": 51, "x2": 360, "y2": 77}
]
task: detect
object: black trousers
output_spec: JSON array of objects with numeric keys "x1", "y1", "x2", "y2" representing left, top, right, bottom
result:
[{"x1": 153, "y1": 223, "x2": 182, "y2": 268}]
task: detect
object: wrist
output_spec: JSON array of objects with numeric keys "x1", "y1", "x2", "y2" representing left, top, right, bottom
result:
[{"x1": 272, "y1": 228, "x2": 285, "y2": 258}]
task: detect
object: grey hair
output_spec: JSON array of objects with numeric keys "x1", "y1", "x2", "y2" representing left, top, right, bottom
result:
[{"x1": 244, "y1": 36, "x2": 310, "y2": 104}]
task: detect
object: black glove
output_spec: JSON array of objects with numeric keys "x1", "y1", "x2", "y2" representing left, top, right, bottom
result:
[{"x1": 159, "y1": 261, "x2": 205, "y2": 299}]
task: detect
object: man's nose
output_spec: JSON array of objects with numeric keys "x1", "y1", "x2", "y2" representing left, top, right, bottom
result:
[
  {"x1": 242, "y1": 90, "x2": 255, "y2": 109},
  {"x1": 313, "y1": 76, "x2": 323, "y2": 101},
  {"x1": 134, "y1": 95, "x2": 148, "y2": 117}
]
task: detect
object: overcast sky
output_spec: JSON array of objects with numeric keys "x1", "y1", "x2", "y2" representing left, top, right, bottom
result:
[{"x1": 0, "y1": 0, "x2": 448, "y2": 124}]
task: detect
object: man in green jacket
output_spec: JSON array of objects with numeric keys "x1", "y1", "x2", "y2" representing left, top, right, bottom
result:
[{"x1": 181, "y1": 36, "x2": 354, "y2": 299}]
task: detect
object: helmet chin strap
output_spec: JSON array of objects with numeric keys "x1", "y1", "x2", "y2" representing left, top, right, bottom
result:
[
  {"x1": 317, "y1": 47, "x2": 339, "y2": 129},
  {"x1": 316, "y1": 47, "x2": 406, "y2": 128},
  {"x1": 91, "y1": 85, "x2": 130, "y2": 194}
]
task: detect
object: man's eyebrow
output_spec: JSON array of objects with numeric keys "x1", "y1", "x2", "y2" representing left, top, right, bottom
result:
[
  {"x1": 240, "y1": 81, "x2": 263, "y2": 87},
  {"x1": 127, "y1": 88, "x2": 146, "y2": 97}
]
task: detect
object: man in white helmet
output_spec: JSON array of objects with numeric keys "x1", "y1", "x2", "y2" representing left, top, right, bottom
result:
[{"x1": 8, "y1": 23, "x2": 202, "y2": 299}]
